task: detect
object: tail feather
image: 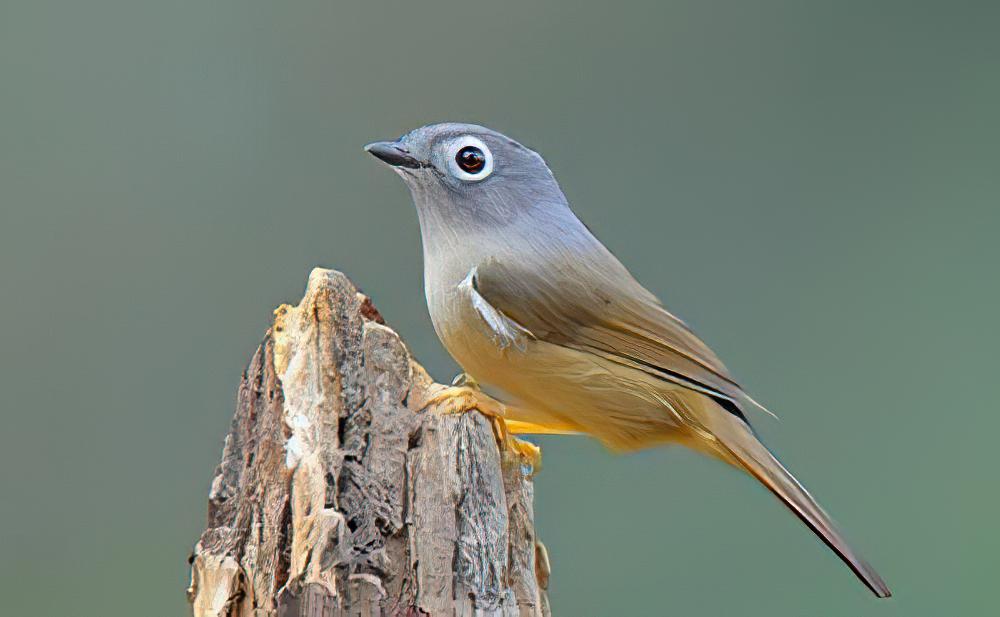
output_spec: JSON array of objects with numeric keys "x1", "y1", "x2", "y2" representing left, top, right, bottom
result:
[{"x1": 705, "y1": 410, "x2": 891, "y2": 598}]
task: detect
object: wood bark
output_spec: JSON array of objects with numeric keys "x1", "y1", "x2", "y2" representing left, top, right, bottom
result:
[{"x1": 188, "y1": 268, "x2": 551, "y2": 617}]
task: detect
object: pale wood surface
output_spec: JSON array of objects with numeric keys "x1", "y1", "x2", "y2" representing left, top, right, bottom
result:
[{"x1": 188, "y1": 269, "x2": 551, "y2": 617}]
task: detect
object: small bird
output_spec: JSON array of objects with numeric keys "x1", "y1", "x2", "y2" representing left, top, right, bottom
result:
[{"x1": 365, "y1": 123, "x2": 890, "y2": 598}]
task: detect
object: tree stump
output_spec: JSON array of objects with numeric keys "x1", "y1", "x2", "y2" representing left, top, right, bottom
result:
[{"x1": 188, "y1": 269, "x2": 551, "y2": 617}]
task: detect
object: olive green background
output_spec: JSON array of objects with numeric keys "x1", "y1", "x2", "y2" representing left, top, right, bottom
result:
[{"x1": 2, "y1": 1, "x2": 996, "y2": 615}]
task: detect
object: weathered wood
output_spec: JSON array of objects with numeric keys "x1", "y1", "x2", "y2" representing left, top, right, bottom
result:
[{"x1": 189, "y1": 268, "x2": 551, "y2": 617}]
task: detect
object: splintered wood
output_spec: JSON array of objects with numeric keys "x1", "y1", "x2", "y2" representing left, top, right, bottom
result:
[{"x1": 189, "y1": 269, "x2": 551, "y2": 617}]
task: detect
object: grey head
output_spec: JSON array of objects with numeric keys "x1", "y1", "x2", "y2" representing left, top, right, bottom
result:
[{"x1": 364, "y1": 123, "x2": 575, "y2": 236}]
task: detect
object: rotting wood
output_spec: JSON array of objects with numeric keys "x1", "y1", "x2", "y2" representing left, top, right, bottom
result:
[{"x1": 188, "y1": 268, "x2": 551, "y2": 617}]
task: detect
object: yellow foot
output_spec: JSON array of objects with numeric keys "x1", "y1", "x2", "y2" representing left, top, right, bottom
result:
[
  {"x1": 420, "y1": 384, "x2": 506, "y2": 419},
  {"x1": 419, "y1": 383, "x2": 542, "y2": 475},
  {"x1": 485, "y1": 414, "x2": 542, "y2": 474},
  {"x1": 507, "y1": 436, "x2": 543, "y2": 475}
]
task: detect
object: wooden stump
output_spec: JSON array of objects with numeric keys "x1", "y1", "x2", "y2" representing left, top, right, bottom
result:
[{"x1": 188, "y1": 269, "x2": 551, "y2": 617}]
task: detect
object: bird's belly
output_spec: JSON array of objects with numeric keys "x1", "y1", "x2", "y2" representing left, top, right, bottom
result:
[{"x1": 436, "y1": 303, "x2": 688, "y2": 450}]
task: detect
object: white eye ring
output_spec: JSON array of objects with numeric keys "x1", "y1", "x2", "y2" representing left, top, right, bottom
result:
[{"x1": 446, "y1": 136, "x2": 494, "y2": 182}]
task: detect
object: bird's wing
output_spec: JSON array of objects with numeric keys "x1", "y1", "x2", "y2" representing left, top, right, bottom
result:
[
  {"x1": 459, "y1": 267, "x2": 534, "y2": 352},
  {"x1": 473, "y1": 254, "x2": 756, "y2": 416}
]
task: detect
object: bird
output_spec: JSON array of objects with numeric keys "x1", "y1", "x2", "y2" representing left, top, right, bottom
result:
[{"x1": 365, "y1": 122, "x2": 890, "y2": 598}]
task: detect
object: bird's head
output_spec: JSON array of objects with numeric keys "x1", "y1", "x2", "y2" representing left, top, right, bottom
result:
[{"x1": 365, "y1": 123, "x2": 568, "y2": 228}]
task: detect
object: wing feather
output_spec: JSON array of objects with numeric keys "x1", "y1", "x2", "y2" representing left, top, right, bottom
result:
[{"x1": 474, "y1": 255, "x2": 755, "y2": 413}]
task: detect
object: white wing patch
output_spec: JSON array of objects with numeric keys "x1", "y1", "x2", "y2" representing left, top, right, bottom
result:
[{"x1": 459, "y1": 266, "x2": 534, "y2": 352}]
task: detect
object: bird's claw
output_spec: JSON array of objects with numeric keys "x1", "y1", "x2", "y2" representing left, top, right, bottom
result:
[
  {"x1": 420, "y1": 382, "x2": 541, "y2": 475},
  {"x1": 485, "y1": 414, "x2": 542, "y2": 476},
  {"x1": 507, "y1": 434, "x2": 543, "y2": 476},
  {"x1": 420, "y1": 384, "x2": 506, "y2": 419}
]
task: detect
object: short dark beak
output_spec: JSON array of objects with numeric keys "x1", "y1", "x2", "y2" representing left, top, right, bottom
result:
[{"x1": 364, "y1": 141, "x2": 426, "y2": 169}]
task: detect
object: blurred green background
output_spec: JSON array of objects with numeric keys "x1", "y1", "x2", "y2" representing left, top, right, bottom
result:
[{"x1": 2, "y1": 1, "x2": 997, "y2": 615}]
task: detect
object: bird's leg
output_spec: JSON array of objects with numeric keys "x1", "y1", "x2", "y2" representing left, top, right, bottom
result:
[
  {"x1": 420, "y1": 373, "x2": 542, "y2": 474},
  {"x1": 505, "y1": 419, "x2": 580, "y2": 436}
]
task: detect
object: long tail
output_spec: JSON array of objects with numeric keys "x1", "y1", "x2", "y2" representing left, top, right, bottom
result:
[{"x1": 700, "y1": 406, "x2": 891, "y2": 598}]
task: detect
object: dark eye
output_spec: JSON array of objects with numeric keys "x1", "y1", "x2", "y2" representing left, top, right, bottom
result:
[{"x1": 456, "y1": 146, "x2": 486, "y2": 174}]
